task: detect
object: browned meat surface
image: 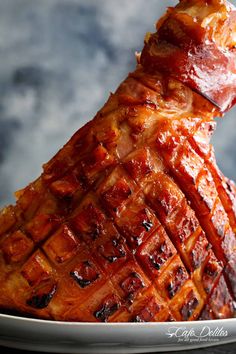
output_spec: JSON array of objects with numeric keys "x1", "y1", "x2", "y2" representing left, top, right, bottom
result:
[{"x1": 0, "y1": 0, "x2": 236, "y2": 322}]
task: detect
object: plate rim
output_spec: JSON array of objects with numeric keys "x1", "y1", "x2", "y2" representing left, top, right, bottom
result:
[{"x1": 0, "y1": 312, "x2": 236, "y2": 327}]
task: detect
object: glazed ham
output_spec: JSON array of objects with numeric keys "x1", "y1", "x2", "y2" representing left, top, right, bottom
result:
[{"x1": 0, "y1": 0, "x2": 236, "y2": 322}]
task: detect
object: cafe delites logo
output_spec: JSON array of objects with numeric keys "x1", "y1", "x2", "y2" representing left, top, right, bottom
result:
[{"x1": 166, "y1": 326, "x2": 229, "y2": 343}]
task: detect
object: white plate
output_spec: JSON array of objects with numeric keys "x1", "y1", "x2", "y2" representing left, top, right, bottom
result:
[{"x1": 0, "y1": 314, "x2": 236, "y2": 353}]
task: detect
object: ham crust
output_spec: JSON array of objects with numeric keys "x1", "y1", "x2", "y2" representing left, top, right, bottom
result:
[{"x1": 0, "y1": 0, "x2": 236, "y2": 322}]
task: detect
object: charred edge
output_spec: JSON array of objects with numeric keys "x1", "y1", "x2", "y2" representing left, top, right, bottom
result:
[
  {"x1": 70, "y1": 262, "x2": 99, "y2": 288},
  {"x1": 106, "y1": 239, "x2": 126, "y2": 263},
  {"x1": 94, "y1": 302, "x2": 120, "y2": 322},
  {"x1": 26, "y1": 284, "x2": 57, "y2": 309},
  {"x1": 149, "y1": 242, "x2": 173, "y2": 270},
  {"x1": 142, "y1": 220, "x2": 153, "y2": 232},
  {"x1": 132, "y1": 315, "x2": 145, "y2": 322},
  {"x1": 180, "y1": 292, "x2": 199, "y2": 321}
]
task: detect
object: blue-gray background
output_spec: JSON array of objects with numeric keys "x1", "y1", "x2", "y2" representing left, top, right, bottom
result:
[{"x1": 0, "y1": 0, "x2": 235, "y2": 208}]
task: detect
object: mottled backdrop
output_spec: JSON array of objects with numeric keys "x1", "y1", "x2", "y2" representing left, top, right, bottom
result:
[{"x1": 0, "y1": 0, "x2": 235, "y2": 208}]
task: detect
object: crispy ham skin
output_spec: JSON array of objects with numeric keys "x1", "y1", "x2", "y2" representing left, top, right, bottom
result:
[{"x1": 0, "y1": 0, "x2": 236, "y2": 322}]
